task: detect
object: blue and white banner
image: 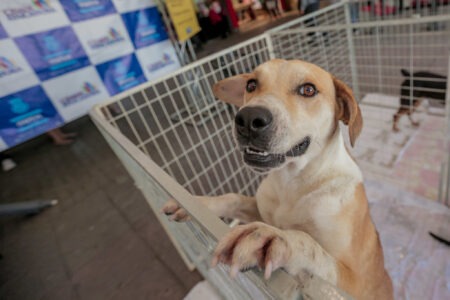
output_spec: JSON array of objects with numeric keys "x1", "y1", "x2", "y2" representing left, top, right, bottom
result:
[
  {"x1": 0, "y1": 23, "x2": 7, "y2": 39},
  {"x1": 136, "y1": 40, "x2": 181, "y2": 83},
  {"x1": 15, "y1": 26, "x2": 91, "y2": 81},
  {"x1": 0, "y1": 85, "x2": 64, "y2": 147},
  {"x1": 121, "y1": 7, "x2": 169, "y2": 49},
  {"x1": 60, "y1": 0, "x2": 116, "y2": 22},
  {"x1": 96, "y1": 53, "x2": 146, "y2": 96},
  {"x1": 0, "y1": 39, "x2": 41, "y2": 97},
  {"x1": 0, "y1": 0, "x2": 181, "y2": 150}
]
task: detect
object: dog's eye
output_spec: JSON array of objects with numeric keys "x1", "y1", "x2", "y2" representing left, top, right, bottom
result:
[
  {"x1": 246, "y1": 80, "x2": 257, "y2": 93},
  {"x1": 298, "y1": 83, "x2": 317, "y2": 97}
]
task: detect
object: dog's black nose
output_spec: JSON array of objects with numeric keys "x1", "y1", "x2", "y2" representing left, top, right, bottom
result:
[{"x1": 235, "y1": 106, "x2": 273, "y2": 137}]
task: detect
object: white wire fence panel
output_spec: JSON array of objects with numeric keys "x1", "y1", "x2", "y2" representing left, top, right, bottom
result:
[
  {"x1": 352, "y1": 18, "x2": 450, "y2": 202},
  {"x1": 91, "y1": 34, "x2": 352, "y2": 299},
  {"x1": 273, "y1": 1, "x2": 348, "y2": 31},
  {"x1": 444, "y1": 58, "x2": 450, "y2": 205},
  {"x1": 100, "y1": 36, "x2": 272, "y2": 198},
  {"x1": 271, "y1": 14, "x2": 450, "y2": 203},
  {"x1": 270, "y1": 28, "x2": 355, "y2": 93},
  {"x1": 91, "y1": 4, "x2": 450, "y2": 298},
  {"x1": 95, "y1": 122, "x2": 286, "y2": 300},
  {"x1": 354, "y1": 20, "x2": 450, "y2": 101},
  {"x1": 350, "y1": 0, "x2": 450, "y2": 23}
]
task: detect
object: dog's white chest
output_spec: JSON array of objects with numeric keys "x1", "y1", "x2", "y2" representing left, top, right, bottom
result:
[{"x1": 256, "y1": 177, "x2": 315, "y2": 229}]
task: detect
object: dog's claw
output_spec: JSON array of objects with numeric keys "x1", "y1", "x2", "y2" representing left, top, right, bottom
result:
[
  {"x1": 211, "y1": 222, "x2": 289, "y2": 281},
  {"x1": 161, "y1": 199, "x2": 190, "y2": 222},
  {"x1": 211, "y1": 256, "x2": 219, "y2": 268},
  {"x1": 230, "y1": 264, "x2": 240, "y2": 279},
  {"x1": 264, "y1": 260, "x2": 273, "y2": 279}
]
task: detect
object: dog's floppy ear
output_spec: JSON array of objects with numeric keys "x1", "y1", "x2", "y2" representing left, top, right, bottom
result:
[
  {"x1": 213, "y1": 74, "x2": 251, "y2": 107},
  {"x1": 333, "y1": 77, "x2": 363, "y2": 147}
]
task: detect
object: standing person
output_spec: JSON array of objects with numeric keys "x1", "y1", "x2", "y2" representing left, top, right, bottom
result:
[
  {"x1": 264, "y1": 0, "x2": 281, "y2": 18},
  {"x1": 298, "y1": 0, "x2": 320, "y2": 43},
  {"x1": 349, "y1": 0, "x2": 360, "y2": 23},
  {"x1": 209, "y1": 0, "x2": 230, "y2": 39}
]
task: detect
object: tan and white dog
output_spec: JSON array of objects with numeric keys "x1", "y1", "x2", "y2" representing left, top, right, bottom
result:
[{"x1": 163, "y1": 59, "x2": 393, "y2": 300}]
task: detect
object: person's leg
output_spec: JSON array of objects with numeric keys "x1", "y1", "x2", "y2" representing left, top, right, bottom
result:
[
  {"x1": 219, "y1": 18, "x2": 229, "y2": 38},
  {"x1": 350, "y1": 2, "x2": 360, "y2": 23},
  {"x1": 248, "y1": 7, "x2": 256, "y2": 20},
  {"x1": 304, "y1": 3, "x2": 319, "y2": 40},
  {"x1": 274, "y1": 1, "x2": 281, "y2": 16},
  {"x1": 47, "y1": 128, "x2": 77, "y2": 145}
]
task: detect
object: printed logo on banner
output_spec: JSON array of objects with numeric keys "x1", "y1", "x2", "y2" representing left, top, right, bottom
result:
[
  {"x1": 0, "y1": 57, "x2": 22, "y2": 78},
  {"x1": 96, "y1": 53, "x2": 146, "y2": 96},
  {"x1": 2, "y1": 0, "x2": 55, "y2": 21},
  {"x1": 88, "y1": 28, "x2": 125, "y2": 49},
  {"x1": 111, "y1": 0, "x2": 155, "y2": 13},
  {"x1": 0, "y1": 85, "x2": 64, "y2": 148},
  {"x1": 121, "y1": 7, "x2": 168, "y2": 49},
  {"x1": 15, "y1": 27, "x2": 90, "y2": 81},
  {"x1": 73, "y1": 14, "x2": 134, "y2": 64},
  {"x1": 0, "y1": 23, "x2": 7, "y2": 39},
  {"x1": 0, "y1": 39, "x2": 40, "y2": 97},
  {"x1": 0, "y1": 137, "x2": 7, "y2": 151},
  {"x1": 135, "y1": 40, "x2": 180, "y2": 82},
  {"x1": 0, "y1": 1, "x2": 70, "y2": 37},
  {"x1": 60, "y1": 0, "x2": 116, "y2": 22},
  {"x1": 60, "y1": 82, "x2": 100, "y2": 107},
  {"x1": 42, "y1": 67, "x2": 109, "y2": 121},
  {"x1": 147, "y1": 53, "x2": 175, "y2": 72}
]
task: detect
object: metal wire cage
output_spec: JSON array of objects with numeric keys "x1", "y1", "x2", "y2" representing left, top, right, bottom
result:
[
  {"x1": 91, "y1": 1, "x2": 450, "y2": 298},
  {"x1": 90, "y1": 35, "x2": 349, "y2": 299},
  {"x1": 268, "y1": 1, "x2": 450, "y2": 204}
]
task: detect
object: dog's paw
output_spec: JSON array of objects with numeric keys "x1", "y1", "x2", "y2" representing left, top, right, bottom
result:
[
  {"x1": 161, "y1": 199, "x2": 191, "y2": 222},
  {"x1": 211, "y1": 222, "x2": 290, "y2": 280}
]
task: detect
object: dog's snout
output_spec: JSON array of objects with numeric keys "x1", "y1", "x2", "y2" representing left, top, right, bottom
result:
[{"x1": 235, "y1": 106, "x2": 273, "y2": 135}]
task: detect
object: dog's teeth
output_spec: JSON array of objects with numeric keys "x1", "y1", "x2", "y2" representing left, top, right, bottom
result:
[{"x1": 245, "y1": 148, "x2": 269, "y2": 156}]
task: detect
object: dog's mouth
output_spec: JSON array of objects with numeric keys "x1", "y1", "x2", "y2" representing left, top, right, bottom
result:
[{"x1": 242, "y1": 136, "x2": 311, "y2": 171}]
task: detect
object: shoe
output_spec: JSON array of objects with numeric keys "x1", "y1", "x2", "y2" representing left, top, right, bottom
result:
[{"x1": 2, "y1": 158, "x2": 17, "y2": 172}]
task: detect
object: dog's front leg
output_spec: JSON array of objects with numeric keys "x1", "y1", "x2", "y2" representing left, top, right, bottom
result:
[
  {"x1": 196, "y1": 194, "x2": 261, "y2": 223},
  {"x1": 162, "y1": 193, "x2": 261, "y2": 223},
  {"x1": 212, "y1": 222, "x2": 338, "y2": 285},
  {"x1": 407, "y1": 113, "x2": 420, "y2": 127}
]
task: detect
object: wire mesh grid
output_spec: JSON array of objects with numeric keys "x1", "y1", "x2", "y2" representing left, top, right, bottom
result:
[
  {"x1": 350, "y1": 0, "x2": 450, "y2": 22},
  {"x1": 101, "y1": 36, "x2": 272, "y2": 198},
  {"x1": 91, "y1": 2, "x2": 450, "y2": 298},
  {"x1": 92, "y1": 34, "x2": 351, "y2": 299},
  {"x1": 269, "y1": 7, "x2": 450, "y2": 202},
  {"x1": 352, "y1": 18, "x2": 450, "y2": 201},
  {"x1": 270, "y1": 28, "x2": 354, "y2": 91},
  {"x1": 97, "y1": 127, "x2": 287, "y2": 299}
]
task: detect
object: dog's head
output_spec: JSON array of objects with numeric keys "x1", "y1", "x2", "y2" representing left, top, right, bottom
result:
[{"x1": 213, "y1": 59, "x2": 362, "y2": 172}]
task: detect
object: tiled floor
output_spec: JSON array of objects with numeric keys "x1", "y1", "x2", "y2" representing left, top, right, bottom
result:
[
  {"x1": 355, "y1": 94, "x2": 447, "y2": 201},
  {"x1": 0, "y1": 117, "x2": 202, "y2": 300}
]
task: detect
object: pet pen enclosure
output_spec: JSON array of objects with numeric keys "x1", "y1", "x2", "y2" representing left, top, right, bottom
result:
[{"x1": 90, "y1": 1, "x2": 450, "y2": 298}]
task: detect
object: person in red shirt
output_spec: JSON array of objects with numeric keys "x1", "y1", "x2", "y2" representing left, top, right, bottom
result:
[{"x1": 208, "y1": 0, "x2": 230, "y2": 38}]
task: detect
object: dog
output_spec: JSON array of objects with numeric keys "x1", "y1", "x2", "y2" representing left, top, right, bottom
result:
[
  {"x1": 393, "y1": 69, "x2": 446, "y2": 132},
  {"x1": 163, "y1": 59, "x2": 393, "y2": 299}
]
